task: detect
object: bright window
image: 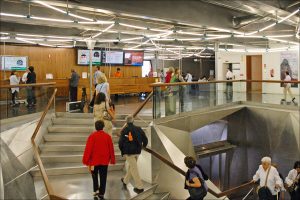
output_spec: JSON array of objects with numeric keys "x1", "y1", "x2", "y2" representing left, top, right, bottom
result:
[{"x1": 142, "y1": 60, "x2": 152, "y2": 77}]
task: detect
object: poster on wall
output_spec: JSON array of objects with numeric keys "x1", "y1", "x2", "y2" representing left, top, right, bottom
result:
[
  {"x1": 77, "y1": 49, "x2": 101, "y2": 65},
  {"x1": 280, "y1": 52, "x2": 298, "y2": 87},
  {"x1": 0, "y1": 56, "x2": 28, "y2": 71},
  {"x1": 124, "y1": 51, "x2": 144, "y2": 66}
]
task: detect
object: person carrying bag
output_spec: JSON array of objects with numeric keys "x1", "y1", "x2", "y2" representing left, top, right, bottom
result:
[
  {"x1": 184, "y1": 156, "x2": 207, "y2": 200},
  {"x1": 257, "y1": 167, "x2": 273, "y2": 199}
]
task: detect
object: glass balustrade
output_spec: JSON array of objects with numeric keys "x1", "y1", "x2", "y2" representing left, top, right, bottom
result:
[
  {"x1": 153, "y1": 81, "x2": 299, "y2": 119},
  {"x1": 0, "y1": 84, "x2": 55, "y2": 119}
]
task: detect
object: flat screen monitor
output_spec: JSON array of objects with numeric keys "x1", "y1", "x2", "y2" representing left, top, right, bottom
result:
[
  {"x1": 77, "y1": 49, "x2": 101, "y2": 65},
  {"x1": 0, "y1": 56, "x2": 28, "y2": 71},
  {"x1": 124, "y1": 51, "x2": 144, "y2": 66},
  {"x1": 102, "y1": 51, "x2": 124, "y2": 65}
]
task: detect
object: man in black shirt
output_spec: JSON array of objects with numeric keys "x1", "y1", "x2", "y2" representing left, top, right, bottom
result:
[
  {"x1": 118, "y1": 115, "x2": 148, "y2": 194},
  {"x1": 70, "y1": 69, "x2": 79, "y2": 101},
  {"x1": 26, "y1": 66, "x2": 36, "y2": 107}
]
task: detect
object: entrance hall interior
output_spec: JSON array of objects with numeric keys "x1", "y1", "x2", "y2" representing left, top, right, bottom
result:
[{"x1": 0, "y1": 0, "x2": 299, "y2": 200}]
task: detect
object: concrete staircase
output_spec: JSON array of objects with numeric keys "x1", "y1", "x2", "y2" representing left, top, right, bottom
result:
[{"x1": 33, "y1": 112, "x2": 170, "y2": 199}]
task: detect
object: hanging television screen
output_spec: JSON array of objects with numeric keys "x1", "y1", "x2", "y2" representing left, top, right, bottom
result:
[
  {"x1": 0, "y1": 56, "x2": 28, "y2": 71},
  {"x1": 102, "y1": 51, "x2": 124, "y2": 65},
  {"x1": 124, "y1": 51, "x2": 144, "y2": 66},
  {"x1": 77, "y1": 49, "x2": 101, "y2": 65}
]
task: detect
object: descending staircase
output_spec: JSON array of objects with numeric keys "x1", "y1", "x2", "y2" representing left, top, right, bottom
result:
[{"x1": 32, "y1": 112, "x2": 170, "y2": 199}]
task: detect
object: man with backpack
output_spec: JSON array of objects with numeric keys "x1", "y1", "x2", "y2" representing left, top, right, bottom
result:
[{"x1": 118, "y1": 115, "x2": 148, "y2": 194}]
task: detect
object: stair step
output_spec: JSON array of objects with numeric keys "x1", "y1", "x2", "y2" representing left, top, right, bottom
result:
[
  {"x1": 147, "y1": 192, "x2": 170, "y2": 200},
  {"x1": 31, "y1": 163, "x2": 124, "y2": 177},
  {"x1": 44, "y1": 133, "x2": 119, "y2": 142},
  {"x1": 40, "y1": 152, "x2": 124, "y2": 163},
  {"x1": 130, "y1": 184, "x2": 158, "y2": 200},
  {"x1": 47, "y1": 125, "x2": 138, "y2": 133},
  {"x1": 55, "y1": 112, "x2": 127, "y2": 119},
  {"x1": 55, "y1": 112, "x2": 152, "y2": 120},
  {"x1": 52, "y1": 118, "x2": 149, "y2": 127},
  {"x1": 40, "y1": 142, "x2": 120, "y2": 152}
]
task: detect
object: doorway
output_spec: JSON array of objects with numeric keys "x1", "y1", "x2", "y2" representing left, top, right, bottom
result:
[{"x1": 246, "y1": 55, "x2": 262, "y2": 92}]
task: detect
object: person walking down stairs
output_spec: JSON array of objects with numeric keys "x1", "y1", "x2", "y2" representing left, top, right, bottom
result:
[
  {"x1": 119, "y1": 115, "x2": 148, "y2": 194},
  {"x1": 82, "y1": 120, "x2": 116, "y2": 200}
]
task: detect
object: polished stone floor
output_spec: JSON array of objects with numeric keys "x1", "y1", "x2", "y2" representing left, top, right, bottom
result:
[{"x1": 34, "y1": 171, "x2": 153, "y2": 200}]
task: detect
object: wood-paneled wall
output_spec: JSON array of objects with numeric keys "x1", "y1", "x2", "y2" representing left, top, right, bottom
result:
[{"x1": 0, "y1": 45, "x2": 142, "y2": 80}]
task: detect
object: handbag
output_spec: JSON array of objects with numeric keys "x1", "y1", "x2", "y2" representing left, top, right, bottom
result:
[
  {"x1": 103, "y1": 102, "x2": 113, "y2": 121},
  {"x1": 187, "y1": 171, "x2": 207, "y2": 200},
  {"x1": 285, "y1": 173, "x2": 299, "y2": 193},
  {"x1": 257, "y1": 167, "x2": 273, "y2": 199}
]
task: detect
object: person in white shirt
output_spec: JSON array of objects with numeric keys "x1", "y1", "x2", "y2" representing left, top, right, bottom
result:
[
  {"x1": 282, "y1": 71, "x2": 296, "y2": 102},
  {"x1": 185, "y1": 72, "x2": 193, "y2": 82},
  {"x1": 253, "y1": 157, "x2": 282, "y2": 200},
  {"x1": 9, "y1": 71, "x2": 20, "y2": 106},
  {"x1": 225, "y1": 68, "x2": 233, "y2": 100},
  {"x1": 22, "y1": 68, "x2": 29, "y2": 83},
  {"x1": 285, "y1": 161, "x2": 300, "y2": 200}
]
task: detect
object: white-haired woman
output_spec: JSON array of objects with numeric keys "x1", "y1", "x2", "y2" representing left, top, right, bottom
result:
[
  {"x1": 96, "y1": 74, "x2": 110, "y2": 101},
  {"x1": 253, "y1": 157, "x2": 283, "y2": 200}
]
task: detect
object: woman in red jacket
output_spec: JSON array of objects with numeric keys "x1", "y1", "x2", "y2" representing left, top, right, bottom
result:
[
  {"x1": 165, "y1": 67, "x2": 174, "y2": 83},
  {"x1": 82, "y1": 120, "x2": 116, "y2": 200}
]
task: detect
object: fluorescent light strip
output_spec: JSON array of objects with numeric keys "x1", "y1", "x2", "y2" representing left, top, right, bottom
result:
[
  {"x1": 16, "y1": 37, "x2": 37, "y2": 44},
  {"x1": 35, "y1": 1, "x2": 93, "y2": 21},
  {"x1": 47, "y1": 39, "x2": 73, "y2": 42},
  {"x1": 123, "y1": 48, "x2": 144, "y2": 51},
  {"x1": 278, "y1": 9, "x2": 300, "y2": 23},
  {"x1": 0, "y1": 36, "x2": 10, "y2": 40},
  {"x1": 97, "y1": 39, "x2": 119, "y2": 43},
  {"x1": 57, "y1": 45, "x2": 73, "y2": 48},
  {"x1": 0, "y1": 13, "x2": 26, "y2": 18},
  {"x1": 186, "y1": 47, "x2": 204, "y2": 50},
  {"x1": 31, "y1": 16, "x2": 73, "y2": 23},
  {"x1": 265, "y1": 35, "x2": 294, "y2": 38},
  {"x1": 91, "y1": 24, "x2": 115, "y2": 38},
  {"x1": 178, "y1": 38, "x2": 201, "y2": 41},
  {"x1": 205, "y1": 35, "x2": 231, "y2": 40},
  {"x1": 38, "y1": 43, "x2": 55, "y2": 47},
  {"x1": 0, "y1": 32, "x2": 9, "y2": 35},
  {"x1": 177, "y1": 31, "x2": 203, "y2": 36},
  {"x1": 35, "y1": 1, "x2": 66, "y2": 14},
  {"x1": 245, "y1": 31, "x2": 259, "y2": 36},
  {"x1": 152, "y1": 38, "x2": 175, "y2": 41},
  {"x1": 119, "y1": 23, "x2": 147, "y2": 30},
  {"x1": 149, "y1": 28, "x2": 171, "y2": 32},
  {"x1": 78, "y1": 21, "x2": 114, "y2": 24},
  {"x1": 268, "y1": 37, "x2": 299, "y2": 45},
  {"x1": 166, "y1": 49, "x2": 180, "y2": 55},
  {"x1": 120, "y1": 37, "x2": 144, "y2": 42},
  {"x1": 68, "y1": 13, "x2": 93, "y2": 21},
  {"x1": 259, "y1": 23, "x2": 276, "y2": 32},
  {"x1": 16, "y1": 37, "x2": 44, "y2": 41}
]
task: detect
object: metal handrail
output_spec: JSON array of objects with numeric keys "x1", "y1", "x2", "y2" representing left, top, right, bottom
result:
[
  {"x1": 30, "y1": 88, "x2": 66, "y2": 200},
  {"x1": 0, "y1": 82, "x2": 56, "y2": 89},
  {"x1": 118, "y1": 91, "x2": 153, "y2": 136},
  {"x1": 150, "y1": 79, "x2": 300, "y2": 87}
]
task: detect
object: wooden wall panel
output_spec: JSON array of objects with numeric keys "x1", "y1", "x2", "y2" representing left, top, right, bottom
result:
[{"x1": 0, "y1": 45, "x2": 142, "y2": 81}]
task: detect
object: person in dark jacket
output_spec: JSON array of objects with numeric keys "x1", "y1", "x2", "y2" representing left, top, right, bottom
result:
[
  {"x1": 82, "y1": 120, "x2": 115, "y2": 200},
  {"x1": 70, "y1": 69, "x2": 79, "y2": 101},
  {"x1": 118, "y1": 115, "x2": 148, "y2": 194},
  {"x1": 26, "y1": 66, "x2": 36, "y2": 107}
]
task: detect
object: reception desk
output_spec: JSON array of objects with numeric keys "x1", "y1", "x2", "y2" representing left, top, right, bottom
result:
[{"x1": 45, "y1": 77, "x2": 158, "y2": 100}]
